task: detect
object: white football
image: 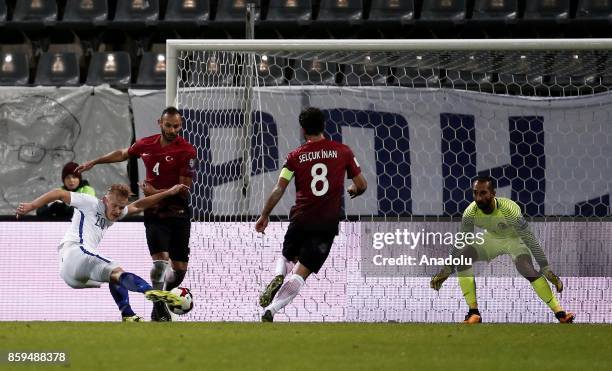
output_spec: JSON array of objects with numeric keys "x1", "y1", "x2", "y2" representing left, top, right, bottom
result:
[{"x1": 168, "y1": 287, "x2": 194, "y2": 315}]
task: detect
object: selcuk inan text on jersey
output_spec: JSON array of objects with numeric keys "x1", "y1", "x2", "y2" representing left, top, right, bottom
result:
[{"x1": 298, "y1": 150, "x2": 339, "y2": 163}]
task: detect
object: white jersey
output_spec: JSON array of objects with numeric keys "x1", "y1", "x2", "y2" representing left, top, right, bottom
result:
[{"x1": 59, "y1": 193, "x2": 128, "y2": 252}]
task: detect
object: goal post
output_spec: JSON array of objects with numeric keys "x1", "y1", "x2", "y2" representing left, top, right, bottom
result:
[{"x1": 166, "y1": 38, "x2": 612, "y2": 323}]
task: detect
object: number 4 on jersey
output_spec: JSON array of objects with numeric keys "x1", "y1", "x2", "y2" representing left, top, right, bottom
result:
[{"x1": 153, "y1": 162, "x2": 160, "y2": 176}]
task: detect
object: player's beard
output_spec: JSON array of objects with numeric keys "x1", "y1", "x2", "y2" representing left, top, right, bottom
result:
[
  {"x1": 162, "y1": 131, "x2": 177, "y2": 142},
  {"x1": 476, "y1": 200, "x2": 493, "y2": 212}
]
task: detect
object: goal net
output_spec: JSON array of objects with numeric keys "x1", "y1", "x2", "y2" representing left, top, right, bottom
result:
[{"x1": 167, "y1": 39, "x2": 612, "y2": 323}]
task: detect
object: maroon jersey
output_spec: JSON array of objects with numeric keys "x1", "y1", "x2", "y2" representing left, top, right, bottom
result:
[
  {"x1": 128, "y1": 134, "x2": 196, "y2": 218},
  {"x1": 284, "y1": 138, "x2": 361, "y2": 230}
]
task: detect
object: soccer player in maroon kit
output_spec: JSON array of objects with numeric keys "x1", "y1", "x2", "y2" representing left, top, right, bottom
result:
[
  {"x1": 255, "y1": 107, "x2": 367, "y2": 322},
  {"x1": 76, "y1": 107, "x2": 196, "y2": 321}
]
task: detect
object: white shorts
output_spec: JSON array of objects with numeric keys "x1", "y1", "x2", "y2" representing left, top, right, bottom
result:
[{"x1": 58, "y1": 243, "x2": 120, "y2": 289}]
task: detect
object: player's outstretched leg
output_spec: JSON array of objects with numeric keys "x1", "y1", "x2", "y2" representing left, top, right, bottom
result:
[
  {"x1": 109, "y1": 282, "x2": 143, "y2": 322},
  {"x1": 259, "y1": 256, "x2": 292, "y2": 307},
  {"x1": 262, "y1": 264, "x2": 308, "y2": 322},
  {"x1": 112, "y1": 269, "x2": 182, "y2": 307},
  {"x1": 530, "y1": 276, "x2": 574, "y2": 323},
  {"x1": 514, "y1": 255, "x2": 575, "y2": 324}
]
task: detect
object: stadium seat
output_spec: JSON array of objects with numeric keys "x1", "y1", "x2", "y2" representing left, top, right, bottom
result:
[
  {"x1": 289, "y1": 57, "x2": 338, "y2": 85},
  {"x1": 576, "y1": 0, "x2": 612, "y2": 21},
  {"x1": 255, "y1": 55, "x2": 287, "y2": 86},
  {"x1": 35, "y1": 52, "x2": 80, "y2": 86},
  {"x1": 523, "y1": 0, "x2": 570, "y2": 21},
  {"x1": 266, "y1": 0, "x2": 312, "y2": 22},
  {"x1": 12, "y1": 0, "x2": 57, "y2": 25},
  {"x1": 86, "y1": 52, "x2": 131, "y2": 86},
  {"x1": 215, "y1": 0, "x2": 260, "y2": 22},
  {"x1": 420, "y1": 0, "x2": 466, "y2": 22},
  {"x1": 472, "y1": 0, "x2": 518, "y2": 22},
  {"x1": 45, "y1": 30, "x2": 86, "y2": 78},
  {"x1": 165, "y1": 0, "x2": 210, "y2": 23},
  {"x1": 368, "y1": 0, "x2": 414, "y2": 23},
  {"x1": 342, "y1": 57, "x2": 389, "y2": 86},
  {"x1": 0, "y1": 1, "x2": 7, "y2": 24},
  {"x1": 0, "y1": 31, "x2": 34, "y2": 64},
  {"x1": 0, "y1": 52, "x2": 29, "y2": 85},
  {"x1": 95, "y1": 30, "x2": 140, "y2": 65},
  {"x1": 45, "y1": 30, "x2": 84, "y2": 57},
  {"x1": 114, "y1": 0, "x2": 159, "y2": 23},
  {"x1": 62, "y1": 0, "x2": 108, "y2": 24},
  {"x1": 316, "y1": 0, "x2": 362, "y2": 22},
  {"x1": 136, "y1": 52, "x2": 166, "y2": 86}
]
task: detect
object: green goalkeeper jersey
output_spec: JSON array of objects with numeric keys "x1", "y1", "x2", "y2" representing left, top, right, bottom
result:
[{"x1": 461, "y1": 197, "x2": 549, "y2": 267}]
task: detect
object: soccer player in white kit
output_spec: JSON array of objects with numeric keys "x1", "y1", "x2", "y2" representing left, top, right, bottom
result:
[{"x1": 15, "y1": 183, "x2": 188, "y2": 321}]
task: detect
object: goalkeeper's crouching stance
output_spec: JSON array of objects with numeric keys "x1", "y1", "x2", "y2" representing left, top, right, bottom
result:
[{"x1": 430, "y1": 176, "x2": 574, "y2": 324}]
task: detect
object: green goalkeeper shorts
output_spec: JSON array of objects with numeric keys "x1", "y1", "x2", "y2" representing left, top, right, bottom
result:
[{"x1": 472, "y1": 235, "x2": 531, "y2": 262}]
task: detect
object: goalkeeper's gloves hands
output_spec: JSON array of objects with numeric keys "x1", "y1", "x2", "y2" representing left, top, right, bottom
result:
[
  {"x1": 430, "y1": 265, "x2": 453, "y2": 291},
  {"x1": 541, "y1": 266, "x2": 563, "y2": 293}
]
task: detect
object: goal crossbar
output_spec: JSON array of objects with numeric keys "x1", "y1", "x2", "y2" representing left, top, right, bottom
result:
[{"x1": 166, "y1": 38, "x2": 612, "y2": 106}]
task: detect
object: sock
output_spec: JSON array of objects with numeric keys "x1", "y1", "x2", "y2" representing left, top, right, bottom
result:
[
  {"x1": 285, "y1": 261, "x2": 295, "y2": 276},
  {"x1": 457, "y1": 268, "x2": 478, "y2": 309},
  {"x1": 274, "y1": 256, "x2": 289, "y2": 277},
  {"x1": 165, "y1": 269, "x2": 186, "y2": 291},
  {"x1": 265, "y1": 274, "x2": 305, "y2": 316},
  {"x1": 119, "y1": 272, "x2": 153, "y2": 293},
  {"x1": 531, "y1": 276, "x2": 562, "y2": 312},
  {"x1": 150, "y1": 260, "x2": 169, "y2": 290},
  {"x1": 165, "y1": 268, "x2": 174, "y2": 283},
  {"x1": 109, "y1": 283, "x2": 135, "y2": 317}
]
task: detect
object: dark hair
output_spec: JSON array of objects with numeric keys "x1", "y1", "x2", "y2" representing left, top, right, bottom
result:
[
  {"x1": 299, "y1": 107, "x2": 325, "y2": 136},
  {"x1": 473, "y1": 176, "x2": 496, "y2": 191},
  {"x1": 62, "y1": 162, "x2": 82, "y2": 182},
  {"x1": 161, "y1": 106, "x2": 181, "y2": 118}
]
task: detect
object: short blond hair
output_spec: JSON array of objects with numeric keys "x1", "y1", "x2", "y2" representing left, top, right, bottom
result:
[{"x1": 106, "y1": 184, "x2": 132, "y2": 199}]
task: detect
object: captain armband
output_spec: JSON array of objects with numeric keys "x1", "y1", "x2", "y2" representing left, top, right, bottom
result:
[{"x1": 279, "y1": 167, "x2": 294, "y2": 181}]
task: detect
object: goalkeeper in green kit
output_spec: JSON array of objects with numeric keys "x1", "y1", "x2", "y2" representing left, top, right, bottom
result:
[{"x1": 431, "y1": 176, "x2": 574, "y2": 324}]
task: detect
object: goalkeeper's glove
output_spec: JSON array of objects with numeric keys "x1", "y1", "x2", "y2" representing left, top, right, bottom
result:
[
  {"x1": 430, "y1": 265, "x2": 453, "y2": 291},
  {"x1": 541, "y1": 266, "x2": 563, "y2": 293}
]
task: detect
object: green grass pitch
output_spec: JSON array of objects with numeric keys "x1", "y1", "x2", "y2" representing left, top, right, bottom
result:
[{"x1": 2, "y1": 322, "x2": 611, "y2": 370}]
